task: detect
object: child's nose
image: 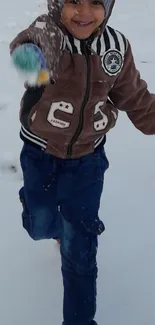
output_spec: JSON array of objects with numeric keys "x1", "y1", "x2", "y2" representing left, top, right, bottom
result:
[{"x1": 77, "y1": 3, "x2": 92, "y2": 16}]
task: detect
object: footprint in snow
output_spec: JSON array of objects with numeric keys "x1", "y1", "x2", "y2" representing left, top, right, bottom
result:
[
  {"x1": 0, "y1": 102, "x2": 9, "y2": 111},
  {"x1": 0, "y1": 153, "x2": 22, "y2": 179}
]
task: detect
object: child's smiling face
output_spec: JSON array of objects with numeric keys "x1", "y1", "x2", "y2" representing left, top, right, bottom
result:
[{"x1": 61, "y1": 0, "x2": 105, "y2": 40}]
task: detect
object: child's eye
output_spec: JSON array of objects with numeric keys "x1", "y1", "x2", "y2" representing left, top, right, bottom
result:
[
  {"x1": 68, "y1": 0, "x2": 80, "y2": 4},
  {"x1": 67, "y1": 0, "x2": 103, "y2": 4},
  {"x1": 67, "y1": 0, "x2": 103, "y2": 5},
  {"x1": 92, "y1": 0, "x2": 103, "y2": 5}
]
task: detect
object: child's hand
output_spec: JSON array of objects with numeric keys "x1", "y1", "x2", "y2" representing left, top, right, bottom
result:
[{"x1": 11, "y1": 43, "x2": 50, "y2": 86}]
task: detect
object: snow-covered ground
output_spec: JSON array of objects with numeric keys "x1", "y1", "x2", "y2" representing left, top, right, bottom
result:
[{"x1": 0, "y1": 1, "x2": 155, "y2": 324}]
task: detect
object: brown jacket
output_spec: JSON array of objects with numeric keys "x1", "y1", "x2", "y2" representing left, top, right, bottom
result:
[{"x1": 10, "y1": 0, "x2": 155, "y2": 159}]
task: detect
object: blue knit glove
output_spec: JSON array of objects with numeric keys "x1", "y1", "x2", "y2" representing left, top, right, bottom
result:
[{"x1": 11, "y1": 43, "x2": 50, "y2": 85}]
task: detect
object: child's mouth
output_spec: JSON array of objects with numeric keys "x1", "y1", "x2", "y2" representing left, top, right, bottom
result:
[{"x1": 72, "y1": 21, "x2": 93, "y2": 27}]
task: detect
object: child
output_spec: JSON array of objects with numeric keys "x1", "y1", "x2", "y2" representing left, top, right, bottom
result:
[{"x1": 10, "y1": 0, "x2": 155, "y2": 325}]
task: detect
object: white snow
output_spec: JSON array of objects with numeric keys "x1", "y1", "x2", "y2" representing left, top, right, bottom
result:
[{"x1": 0, "y1": 0, "x2": 155, "y2": 325}]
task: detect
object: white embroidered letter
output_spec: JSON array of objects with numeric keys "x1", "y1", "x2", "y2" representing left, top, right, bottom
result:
[
  {"x1": 47, "y1": 101, "x2": 74, "y2": 129},
  {"x1": 94, "y1": 101, "x2": 108, "y2": 131}
]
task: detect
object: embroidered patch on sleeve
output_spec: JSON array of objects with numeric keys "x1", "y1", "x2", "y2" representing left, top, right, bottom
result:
[{"x1": 101, "y1": 49, "x2": 123, "y2": 76}]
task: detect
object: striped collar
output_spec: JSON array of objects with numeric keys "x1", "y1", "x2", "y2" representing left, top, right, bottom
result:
[{"x1": 64, "y1": 26, "x2": 127, "y2": 56}]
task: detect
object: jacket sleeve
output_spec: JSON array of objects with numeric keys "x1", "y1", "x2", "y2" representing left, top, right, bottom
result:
[
  {"x1": 109, "y1": 40, "x2": 155, "y2": 135},
  {"x1": 9, "y1": 14, "x2": 64, "y2": 75}
]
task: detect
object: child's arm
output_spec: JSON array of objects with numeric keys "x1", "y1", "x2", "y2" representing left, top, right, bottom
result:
[
  {"x1": 109, "y1": 41, "x2": 155, "y2": 134},
  {"x1": 10, "y1": 14, "x2": 64, "y2": 83}
]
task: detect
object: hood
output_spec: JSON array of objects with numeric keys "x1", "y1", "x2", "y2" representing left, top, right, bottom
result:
[
  {"x1": 47, "y1": 0, "x2": 115, "y2": 35},
  {"x1": 101, "y1": 0, "x2": 115, "y2": 31}
]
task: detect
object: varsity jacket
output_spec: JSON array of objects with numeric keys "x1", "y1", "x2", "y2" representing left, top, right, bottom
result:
[{"x1": 10, "y1": 0, "x2": 155, "y2": 158}]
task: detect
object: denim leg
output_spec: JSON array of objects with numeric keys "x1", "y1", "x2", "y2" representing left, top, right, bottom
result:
[
  {"x1": 19, "y1": 143, "x2": 62, "y2": 240},
  {"x1": 58, "y1": 149, "x2": 109, "y2": 325},
  {"x1": 61, "y1": 219, "x2": 99, "y2": 325}
]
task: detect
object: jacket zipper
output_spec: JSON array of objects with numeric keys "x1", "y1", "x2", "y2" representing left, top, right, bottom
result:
[{"x1": 67, "y1": 44, "x2": 91, "y2": 157}]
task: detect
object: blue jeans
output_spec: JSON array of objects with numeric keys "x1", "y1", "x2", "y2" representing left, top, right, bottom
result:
[{"x1": 19, "y1": 142, "x2": 109, "y2": 325}]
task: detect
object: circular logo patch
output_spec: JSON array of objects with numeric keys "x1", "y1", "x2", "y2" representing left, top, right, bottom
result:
[{"x1": 102, "y1": 50, "x2": 123, "y2": 76}]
